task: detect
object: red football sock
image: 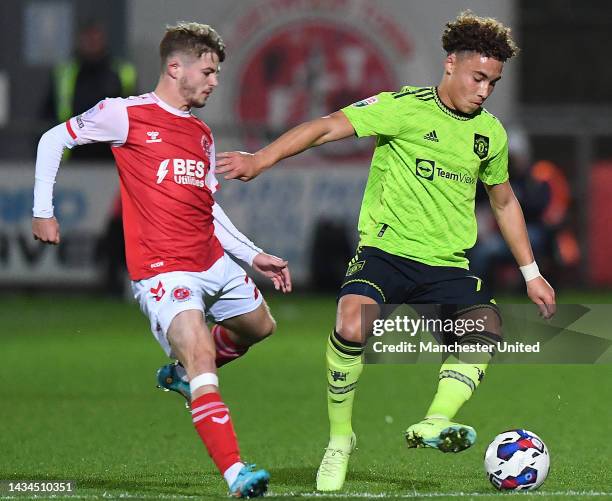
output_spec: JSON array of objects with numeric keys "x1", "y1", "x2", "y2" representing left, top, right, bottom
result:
[
  {"x1": 191, "y1": 392, "x2": 241, "y2": 474},
  {"x1": 212, "y1": 325, "x2": 249, "y2": 367}
]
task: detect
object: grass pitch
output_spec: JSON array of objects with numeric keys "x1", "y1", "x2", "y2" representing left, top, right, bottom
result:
[{"x1": 1, "y1": 293, "x2": 611, "y2": 500}]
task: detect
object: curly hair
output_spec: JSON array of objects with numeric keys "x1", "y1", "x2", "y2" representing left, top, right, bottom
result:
[
  {"x1": 442, "y1": 11, "x2": 519, "y2": 62},
  {"x1": 160, "y1": 22, "x2": 226, "y2": 66}
]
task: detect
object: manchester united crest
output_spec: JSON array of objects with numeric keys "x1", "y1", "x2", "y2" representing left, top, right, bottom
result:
[{"x1": 474, "y1": 134, "x2": 490, "y2": 159}]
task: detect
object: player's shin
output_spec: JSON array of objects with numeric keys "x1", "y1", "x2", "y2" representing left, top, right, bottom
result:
[
  {"x1": 425, "y1": 330, "x2": 501, "y2": 420},
  {"x1": 326, "y1": 330, "x2": 364, "y2": 447},
  {"x1": 189, "y1": 373, "x2": 243, "y2": 487}
]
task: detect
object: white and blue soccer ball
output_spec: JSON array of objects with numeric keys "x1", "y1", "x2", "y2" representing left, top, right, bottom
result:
[{"x1": 484, "y1": 429, "x2": 550, "y2": 491}]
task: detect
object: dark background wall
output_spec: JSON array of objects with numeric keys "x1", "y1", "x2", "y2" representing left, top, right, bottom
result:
[
  {"x1": 519, "y1": 0, "x2": 612, "y2": 105},
  {"x1": 0, "y1": 0, "x2": 127, "y2": 159}
]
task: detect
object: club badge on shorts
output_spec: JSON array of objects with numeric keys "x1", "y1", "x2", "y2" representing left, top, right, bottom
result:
[{"x1": 171, "y1": 286, "x2": 193, "y2": 302}]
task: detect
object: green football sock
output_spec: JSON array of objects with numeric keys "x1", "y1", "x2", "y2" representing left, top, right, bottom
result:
[
  {"x1": 425, "y1": 328, "x2": 501, "y2": 420},
  {"x1": 326, "y1": 330, "x2": 364, "y2": 447},
  {"x1": 425, "y1": 355, "x2": 488, "y2": 420}
]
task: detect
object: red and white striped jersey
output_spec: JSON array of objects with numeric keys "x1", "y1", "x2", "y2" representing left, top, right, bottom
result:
[{"x1": 65, "y1": 93, "x2": 223, "y2": 280}]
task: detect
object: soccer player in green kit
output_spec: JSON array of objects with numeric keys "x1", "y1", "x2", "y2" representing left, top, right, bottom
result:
[{"x1": 217, "y1": 11, "x2": 556, "y2": 491}]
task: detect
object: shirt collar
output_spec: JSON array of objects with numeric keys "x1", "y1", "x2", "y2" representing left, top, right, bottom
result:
[{"x1": 150, "y1": 92, "x2": 192, "y2": 118}]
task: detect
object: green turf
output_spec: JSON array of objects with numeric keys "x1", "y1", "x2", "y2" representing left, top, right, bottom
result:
[{"x1": 0, "y1": 293, "x2": 611, "y2": 500}]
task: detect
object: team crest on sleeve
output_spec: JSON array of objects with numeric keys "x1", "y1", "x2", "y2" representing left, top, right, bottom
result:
[
  {"x1": 352, "y1": 96, "x2": 378, "y2": 108},
  {"x1": 474, "y1": 134, "x2": 490, "y2": 159},
  {"x1": 201, "y1": 136, "x2": 211, "y2": 157},
  {"x1": 171, "y1": 286, "x2": 193, "y2": 302}
]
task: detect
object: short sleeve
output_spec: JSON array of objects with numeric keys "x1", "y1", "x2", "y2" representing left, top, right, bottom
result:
[
  {"x1": 66, "y1": 98, "x2": 129, "y2": 147},
  {"x1": 479, "y1": 125, "x2": 509, "y2": 185},
  {"x1": 341, "y1": 92, "x2": 403, "y2": 138},
  {"x1": 205, "y1": 138, "x2": 220, "y2": 194}
]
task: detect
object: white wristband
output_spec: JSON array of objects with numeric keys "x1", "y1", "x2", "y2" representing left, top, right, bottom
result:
[
  {"x1": 190, "y1": 372, "x2": 219, "y2": 393},
  {"x1": 519, "y1": 261, "x2": 541, "y2": 282}
]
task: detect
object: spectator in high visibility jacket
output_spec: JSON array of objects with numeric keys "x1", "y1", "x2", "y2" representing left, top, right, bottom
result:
[{"x1": 42, "y1": 23, "x2": 137, "y2": 161}]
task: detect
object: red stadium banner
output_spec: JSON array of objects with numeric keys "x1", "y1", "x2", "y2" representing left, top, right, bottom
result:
[{"x1": 589, "y1": 162, "x2": 612, "y2": 285}]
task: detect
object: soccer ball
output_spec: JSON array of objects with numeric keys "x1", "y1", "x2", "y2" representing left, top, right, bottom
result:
[{"x1": 484, "y1": 429, "x2": 550, "y2": 491}]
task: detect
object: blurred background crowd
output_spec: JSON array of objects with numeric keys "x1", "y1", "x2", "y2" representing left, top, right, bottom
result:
[{"x1": 0, "y1": 0, "x2": 610, "y2": 297}]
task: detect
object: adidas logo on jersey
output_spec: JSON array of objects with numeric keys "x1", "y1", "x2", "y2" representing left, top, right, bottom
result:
[{"x1": 424, "y1": 130, "x2": 439, "y2": 142}]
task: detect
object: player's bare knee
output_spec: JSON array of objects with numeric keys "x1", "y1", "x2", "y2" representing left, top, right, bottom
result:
[
  {"x1": 224, "y1": 301, "x2": 276, "y2": 343},
  {"x1": 337, "y1": 294, "x2": 378, "y2": 343},
  {"x1": 260, "y1": 314, "x2": 276, "y2": 339},
  {"x1": 336, "y1": 310, "x2": 368, "y2": 343},
  {"x1": 335, "y1": 319, "x2": 363, "y2": 344},
  {"x1": 245, "y1": 312, "x2": 276, "y2": 343}
]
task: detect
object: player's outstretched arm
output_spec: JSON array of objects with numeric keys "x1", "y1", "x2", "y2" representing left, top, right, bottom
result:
[
  {"x1": 31, "y1": 123, "x2": 74, "y2": 245},
  {"x1": 216, "y1": 111, "x2": 355, "y2": 181},
  {"x1": 485, "y1": 181, "x2": 556, "y2": 318}
]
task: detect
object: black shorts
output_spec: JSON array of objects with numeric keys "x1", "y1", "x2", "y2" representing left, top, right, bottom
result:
[{"x1": 339, "y1": 246, "x2": 498, "y2": 318}]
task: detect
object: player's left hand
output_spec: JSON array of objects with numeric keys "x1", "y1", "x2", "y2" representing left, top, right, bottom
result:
[
  {"x1": 252, "y1": 253, "x2": 292, "y2": 293},
  {"x1": 526, "y1": 276, "x2": 556, "y2": 319}
]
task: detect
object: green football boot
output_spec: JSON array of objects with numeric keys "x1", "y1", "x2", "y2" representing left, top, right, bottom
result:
[
  {"x1": 404, "y1": 418, "x2": 476, "y2": 453},
  {"x1": 316, "y1": 433, "x2": 356, "y2": 491}
]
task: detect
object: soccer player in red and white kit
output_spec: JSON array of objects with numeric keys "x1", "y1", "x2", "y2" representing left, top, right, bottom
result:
[{"x1": 31, "y1": 23, "x2": 290, "y2": 498}]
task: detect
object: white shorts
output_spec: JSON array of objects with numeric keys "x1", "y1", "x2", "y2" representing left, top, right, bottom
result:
[{"x1": 131, "y1": 253, "x2": 263, "y2": 357}]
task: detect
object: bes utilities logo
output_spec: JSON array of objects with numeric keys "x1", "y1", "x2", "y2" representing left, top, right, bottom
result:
[{"x1": 156, "y1": 159, "x2": 207, "y2": 188}]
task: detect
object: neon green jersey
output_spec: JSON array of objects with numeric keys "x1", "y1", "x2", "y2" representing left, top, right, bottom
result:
[{"x1": 341, "y1": 86, "x2": 509, "y2": 269}]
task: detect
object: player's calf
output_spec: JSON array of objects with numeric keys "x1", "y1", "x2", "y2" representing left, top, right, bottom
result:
[
  {"x1": 157, "y1": 315, "x2": 276, "y2": 400},
  {"x1": 166, "y1": 312, "x2": 270, "y2": 494},
  {"x1": 156, "y1": 325, "x2": 249, "y2": 402}
]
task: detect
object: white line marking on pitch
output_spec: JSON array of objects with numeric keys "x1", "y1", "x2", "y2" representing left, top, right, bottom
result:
[{"x1": 1, "y1": 491, "x2": 611, "y2": 500}]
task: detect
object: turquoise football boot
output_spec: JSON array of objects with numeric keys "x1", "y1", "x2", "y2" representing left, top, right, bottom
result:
[
  {"x1": 156, "y1": 361, "x2": 191, "y2": 402},
  {"x1": 229, "y1": 464, "x2": 270, "y2": 498},
  {"x1": 404, "y1": 417, "x2": 476, "y2": 453}
]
